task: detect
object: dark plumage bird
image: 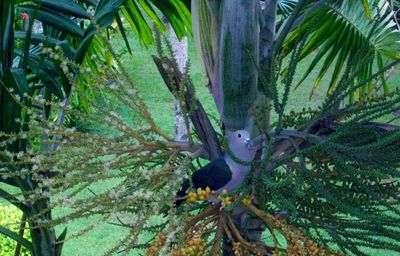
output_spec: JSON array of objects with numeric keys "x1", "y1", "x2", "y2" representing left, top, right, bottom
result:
[{"x1": 176, "y1": 130, "x2": 259, "y2": 206}]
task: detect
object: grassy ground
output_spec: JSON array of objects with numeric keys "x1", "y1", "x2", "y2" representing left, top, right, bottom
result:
[{"x1": 1, "y1": 31, "x2": 399, "y2": 255}]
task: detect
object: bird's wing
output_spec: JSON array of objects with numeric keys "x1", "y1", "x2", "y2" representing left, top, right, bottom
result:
[{"x1": 192, "y1": 157, "x2": 232, "y2": 191}]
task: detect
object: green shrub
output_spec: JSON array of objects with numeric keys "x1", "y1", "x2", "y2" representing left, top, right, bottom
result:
[{"x1": 0, "y1": 205, "x2": 31, "y2": 256}]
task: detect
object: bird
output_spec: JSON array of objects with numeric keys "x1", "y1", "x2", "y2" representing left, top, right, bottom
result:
[{"x1": 176, "y1": 130, "x2": 260, "y2": 206}]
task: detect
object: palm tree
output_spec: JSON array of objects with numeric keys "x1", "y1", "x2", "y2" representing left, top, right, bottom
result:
[
  {"x1": 2, "y1": 0, "x2": 400, "y2": 255},
  {"x1": 0, "y1": 1, "x2": 190, "y2": 255},
  {"x1": 183, "y1": 0, "x2": 400, "y2": 254}
]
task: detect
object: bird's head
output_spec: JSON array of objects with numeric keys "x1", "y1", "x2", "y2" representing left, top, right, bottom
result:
[
  {"x1": 225, "y1": 130, "x2": 257, "y2": 162},
  {"x1": 231, "y1": 130, "x2": 251, "y2": 145}
]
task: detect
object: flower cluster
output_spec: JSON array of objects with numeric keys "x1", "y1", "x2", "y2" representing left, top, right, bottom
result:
[
  {"x1": 146, "y1": 233, "x2": 166, "y2": 256},
  {"x1": 273, "y1": 217, "x2": 339, "y2": 256},
  {"x1": 232, "y1": 242, "x2": 241, "y2": 256},
  {"x1": 187, "y1": 187, "x2": 211, "y2": 202},
  {"x1": 21, "y1": 12, "x2": 28, "y2": 20},
  {"x1": 173, "y1": 237, "x2": 207, "y2": 256},
  {"x1": 219, "y1": 189, "x2": 239, "y2": 207},
  {"x1": 241, "y1": 196, "x2": 253, "y2": 206}
]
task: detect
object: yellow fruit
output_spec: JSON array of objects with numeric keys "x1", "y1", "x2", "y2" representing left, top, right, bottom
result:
[
  {"x1": 242, "y1": 198, "x2": 250, "y2": 205},
  {"x1": 188, "y1": 247, "x2": 194, "y2": 254}
]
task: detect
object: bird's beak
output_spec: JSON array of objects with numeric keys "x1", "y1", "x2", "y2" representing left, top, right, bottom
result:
[{"x1": 246, "y1": 137, "x2": 263, "y2": 150}]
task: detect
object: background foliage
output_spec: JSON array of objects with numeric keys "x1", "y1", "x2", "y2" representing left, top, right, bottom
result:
[{"x1": 0, "y1": 205, "x2": 31, "y2": 256}]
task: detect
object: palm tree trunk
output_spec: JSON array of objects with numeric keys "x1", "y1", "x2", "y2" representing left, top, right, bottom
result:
[
  {"x1": 28, "y1": 199, "x2": 57, "y2": 256},
  {"x1": 192, "y1": 1, "x2": 279, "y2": 254},
  {"x1": 3, "y1": 5, "x2": 58, "y2": 256}
]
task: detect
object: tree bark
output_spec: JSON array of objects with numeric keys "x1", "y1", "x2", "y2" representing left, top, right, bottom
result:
[
  {"x1": 24, "y1": 17, "x2": 43, "y2": 34},
  {"x1": 259, "y1": 0, "x2": 278, "y2": 129},
  {"x1": 28, "y1": 199, "x2": 57, "y2": 256},
  {"x1": 24, "y1": 16, "x2": 58, "y2": 256},
  {"x1": 218, "y1": 0, "x2": 260, "y2": 132},
  {"x1": 166, "y1": 22, "x2": 190, "y2": 142},
  {"x1": 192, "y1": 1, "x2": 280, "y2": 254}
]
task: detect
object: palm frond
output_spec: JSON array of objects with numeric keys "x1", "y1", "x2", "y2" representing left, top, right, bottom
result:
[
  {"x1": 278, "y1": 0, "x2": 298, "y2": 16},
  {"x1": 14, "y1": 0, "x2": 191, "y2": 111},
  {"x1": 283, "y1": 0, "x2": 400, "y2": 100}
]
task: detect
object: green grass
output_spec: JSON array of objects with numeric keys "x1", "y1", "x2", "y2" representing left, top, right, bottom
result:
[{"x1": 1, "y1": 31, "x2": 399, "y2": 255}]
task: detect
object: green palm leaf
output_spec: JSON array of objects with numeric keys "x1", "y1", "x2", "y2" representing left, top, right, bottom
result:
[
  {"x1": 283, "y1": 0, "x2": 400, "y2": 100},
  {"x1": 278, "y1": 0, "x2": 298, "y2": 16},
  {"x1": 361, "y1": 0, "x2": 372, "y2": 19},
  {"x1": 33, "y1": 0, "x2": 90, "y2": 19},
  {"x1": 19, "y1": 6, "x2": 85, "y2": 37},
  {"x1": 120, "y1": 0, "x2": 191, "y2": 47},
  {"x1": 16, "y1": 0, "x2": 191, "y2": 99},
  {"x1": 0, "y1": 226, "x2": 33, "y2": 253}
]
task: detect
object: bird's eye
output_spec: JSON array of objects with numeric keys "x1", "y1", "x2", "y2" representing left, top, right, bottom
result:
[{"x1": 237, "y1": 133, "x2": 242, "y2": 138}]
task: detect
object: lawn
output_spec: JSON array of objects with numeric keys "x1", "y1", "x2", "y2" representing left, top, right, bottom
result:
[{"x1": 1, "y1": 30, "x2": 399, "y2": 256}]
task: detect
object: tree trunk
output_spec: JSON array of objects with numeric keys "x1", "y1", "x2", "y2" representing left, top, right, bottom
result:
[
  {"x1": 166, "y1": 22, "x2": 190, "y2": 142},
  {"x1": 23, "y1": 15, "x2": 58, "y2": 256},
  {"x1": 28, "y1": 200, "x2": 57, "y2": 256},
  {"x1": 192, "y1": 1, "x2": 279, "y2": 254},
  {"x1": 24, "y1": 17, "x2": 43, "y2": 34}
]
